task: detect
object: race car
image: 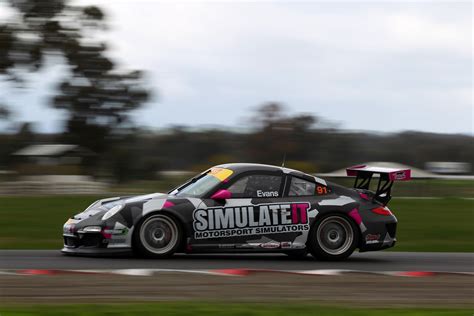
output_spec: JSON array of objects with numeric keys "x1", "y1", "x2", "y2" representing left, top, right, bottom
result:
[{"x1": 62, "y1": 163, "x2": 411, "y2": 260}]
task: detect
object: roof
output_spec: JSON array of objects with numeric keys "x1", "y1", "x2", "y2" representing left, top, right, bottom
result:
[
  {"x1": 318, "y1": 162, "x2": 436, "y2": 179},
  {"x1": 13, "y1": 144, "x2": 80, "y2": 156}
]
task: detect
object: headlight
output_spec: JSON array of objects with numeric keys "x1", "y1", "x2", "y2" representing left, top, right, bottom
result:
[{"x1": 101, "y1": 204, "x2": 124, "y2": 220}]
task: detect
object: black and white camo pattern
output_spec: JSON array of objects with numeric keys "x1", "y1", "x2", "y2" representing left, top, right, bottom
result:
[{"x1": 62, "y1": 163, "x2": 397, "y2": 254}]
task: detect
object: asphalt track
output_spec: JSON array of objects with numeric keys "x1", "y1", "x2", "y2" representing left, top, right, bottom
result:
[{"x1": 1, "y1": 250, "x2": 473, "y2": 272}]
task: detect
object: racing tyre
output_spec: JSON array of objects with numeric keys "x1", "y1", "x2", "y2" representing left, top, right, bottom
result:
[
  {"x1": 133, "y1": 213, "x2": 182, "y2": 258},
  {"x1": 307, "y1": 214, "x2": 359, "y2": 261}
]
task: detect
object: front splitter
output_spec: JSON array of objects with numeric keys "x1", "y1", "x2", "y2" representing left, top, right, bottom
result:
[{"x1": 61, "y1": 247, "x2": 133, "y2": 257}]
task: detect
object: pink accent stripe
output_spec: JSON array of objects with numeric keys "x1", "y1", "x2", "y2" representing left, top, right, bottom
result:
[
  {"x1": 348, "y1": 208, "x2": 362, "y2": 225},
  {"x1": 163, "y1": 201, "x2": 175, "y2": 208}
]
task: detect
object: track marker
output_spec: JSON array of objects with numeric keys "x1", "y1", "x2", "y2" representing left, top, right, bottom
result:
[{"x1": 3, "y1": 269, "x2": 473, "y2": 278}]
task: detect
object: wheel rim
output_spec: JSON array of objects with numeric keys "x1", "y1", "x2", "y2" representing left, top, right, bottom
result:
[
  {"x1": 316, "y1": 216, "x2": 354, "y2": 256},
  {"x1": 139, "y1": 215, "x2": 178, "y2": 254}
]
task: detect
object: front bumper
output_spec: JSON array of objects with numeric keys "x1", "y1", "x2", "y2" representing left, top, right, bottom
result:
[{"x1": 62, "y1": 233, "x2": 132, "y2": 256}]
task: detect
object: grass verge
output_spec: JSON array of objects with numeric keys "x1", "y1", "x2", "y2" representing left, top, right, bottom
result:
[{"x1": 0, "y1": 303, "x2": 471, "y2": 316}]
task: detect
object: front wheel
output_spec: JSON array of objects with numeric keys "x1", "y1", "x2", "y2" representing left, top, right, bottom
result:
[
  {"x1": 133, "y1": 213, "x2": 182, "y2": 258},
  {"x1": 307, "y1": 214, "x2": 359, "y2": 261}
]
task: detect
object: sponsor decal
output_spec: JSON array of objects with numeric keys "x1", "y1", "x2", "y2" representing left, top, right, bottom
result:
[
  {"x1": 209, "y1": 167, "x2": 233, "y2": 181},
  {"x1": 365, "y1": 234, "x2": 381, "y2": 244},
  {"x1": 260, "y1": 242, "x2": 281, "y2": 249},
  {"x1": 280, "y1": 241, "x2": 292, "y2": 249},
  {"x1": 103, "y1": 228, "x2": 129, "y2": 236},
  {"x1": 193, "y1": 202, "x2": 310, "y2": 239},
  {"x1": 394, "y1": 171, "x2": 406, "y2": 180}
]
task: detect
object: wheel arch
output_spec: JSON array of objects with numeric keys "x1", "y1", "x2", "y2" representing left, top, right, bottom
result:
[
  {"x1": 308, "y1": 210, "x2": 363, "y2": 249},
  {"x1": 132, "y1": 208, "x2": 187, "y2": 253}
]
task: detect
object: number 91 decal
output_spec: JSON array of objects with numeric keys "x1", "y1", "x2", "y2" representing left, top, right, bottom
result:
[{"x1": 316, "y1": 186, "x2": 330, "y2": 195}]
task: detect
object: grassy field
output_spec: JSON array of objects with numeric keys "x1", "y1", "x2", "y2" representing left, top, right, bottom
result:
[
  {"x1": 389, "y1": 198, "x2": 473, "y2": 252},
  {"x1": 0, "y1": 196, "x2": 472, "y2": 251},
  {"x1": 0, "y1": 303, "x2": 471, "y2": 316}
]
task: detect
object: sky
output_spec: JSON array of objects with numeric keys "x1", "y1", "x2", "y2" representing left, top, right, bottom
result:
[{"x1": 0, "y1": 0, "x2": 472, "y2": 134}]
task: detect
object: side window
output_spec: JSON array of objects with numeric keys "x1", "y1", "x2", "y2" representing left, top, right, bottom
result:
[
  {"x1": 228, "y1": 174, "x2": 282, "y2": 198},
  {"x1": 288, "y1": 177, "x2": 316, "y2": 196}
]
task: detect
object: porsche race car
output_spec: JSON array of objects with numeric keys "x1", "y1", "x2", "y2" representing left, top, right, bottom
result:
[{"x1": 62, "y1": 163, "x2": 411, "y2": 260}]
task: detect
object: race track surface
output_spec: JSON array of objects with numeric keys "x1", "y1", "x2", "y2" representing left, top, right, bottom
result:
[{"x1": 1, "y1": 250, "x2": 473, "y2": 272}]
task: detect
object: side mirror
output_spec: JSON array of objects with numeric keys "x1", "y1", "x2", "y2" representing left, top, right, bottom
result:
[{"x1": 211, "y1": 189, "x2": 232, "y2": 200}]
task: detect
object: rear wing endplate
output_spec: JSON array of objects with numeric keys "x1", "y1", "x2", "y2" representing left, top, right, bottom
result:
[{"x1": 346, "y1": 165, "x2": 411, "y2": 205}]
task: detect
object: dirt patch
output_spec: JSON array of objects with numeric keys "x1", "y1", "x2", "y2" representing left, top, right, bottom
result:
[{"x1": 0, "y1": 273, "x2": 473, "y2": 307}]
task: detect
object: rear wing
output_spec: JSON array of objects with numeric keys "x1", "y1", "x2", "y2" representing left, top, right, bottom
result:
[{"x1": 346, "y1": 165, "x2": 411, "y2": 205}]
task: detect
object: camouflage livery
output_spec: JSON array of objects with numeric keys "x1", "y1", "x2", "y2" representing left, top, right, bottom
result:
[{"x1": 62, "y1": 163, "x2": 403, "y2": 260}]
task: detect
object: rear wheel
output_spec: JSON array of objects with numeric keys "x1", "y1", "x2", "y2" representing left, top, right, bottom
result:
[
  {"x1": 133, "y1": 214, "x2": 182, "y2": 258},
  {"x1": 307, "y1": 214, "x2": 358, "y2": 261}
]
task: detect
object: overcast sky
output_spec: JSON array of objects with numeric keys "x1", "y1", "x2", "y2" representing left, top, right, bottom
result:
[{"x1": 0, "y1": 0, "x2": 472, "y2": 134}]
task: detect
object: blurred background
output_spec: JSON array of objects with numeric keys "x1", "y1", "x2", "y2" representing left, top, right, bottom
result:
[
  {"x1": 0, "y1": 0, "x2": 472, "y2": 258},
  {"x1": 0, "y1": 0, "x2": 472, "y2": 315},
  {"x1": 0, "y1": 0, "x2": 472, "y2": 195}
]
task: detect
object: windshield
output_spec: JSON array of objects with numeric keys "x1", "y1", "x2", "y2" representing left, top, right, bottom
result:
[{"x1": 171, "y1": 168, "x2": 233, "y2": 197}]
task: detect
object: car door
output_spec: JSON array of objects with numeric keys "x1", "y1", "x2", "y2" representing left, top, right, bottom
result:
[{"x1": 192, "y1": 171, "x2": 311, "y2": 251}]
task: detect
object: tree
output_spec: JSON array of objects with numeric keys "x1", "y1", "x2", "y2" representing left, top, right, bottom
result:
[
  {"x1": 0, "y1": 0, "x2": 150, "y2": 155},
  {"x1": 246, "y1": 103, "x2": 319, "y2": 169}
]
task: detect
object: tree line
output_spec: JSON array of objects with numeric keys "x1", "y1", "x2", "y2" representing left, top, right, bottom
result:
[{"x1": 0, "y1": 103, "x2": 472, "y2": 182}]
